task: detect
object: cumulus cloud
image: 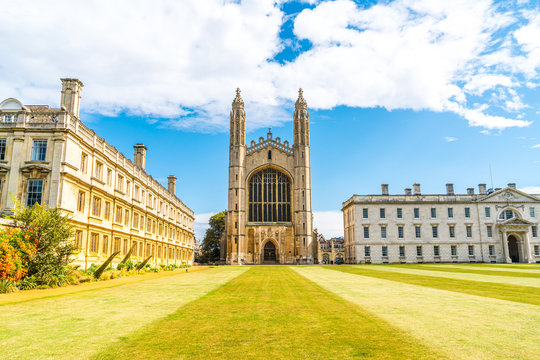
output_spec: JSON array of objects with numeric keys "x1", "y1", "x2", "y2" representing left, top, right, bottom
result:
[
  {"x1": 519, "y1": 186, "x2": 540, "y2": 194},
  {"x1": 194, "y1": 212, "x2": 214, "y2": 241},
  {"x1": 444, "y1": 137, "x2": 457, "y2": 142},
  {"x1": 313, "y1": 211, "x2": 343, "y2": 238},
  {"x1": 0, "y1": 0, "x2": 538, "y2": 131},
  {"x1": 531, "y1": 144, "x2": 540, "y2": 148}
]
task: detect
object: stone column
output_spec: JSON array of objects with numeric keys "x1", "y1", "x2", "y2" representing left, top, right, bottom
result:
[
  {"x1": 5, "y1": 134, "x2": 24, "y2": 210},
  {"x1": 48, "y1": 134, "x2": 65, "y2": 207},
  {"x1": 502, "y1": 231, "x2": 511, "y2": 263},
  {"x1": 524, "y1": 231, "x2": 535, "y2": 263}
]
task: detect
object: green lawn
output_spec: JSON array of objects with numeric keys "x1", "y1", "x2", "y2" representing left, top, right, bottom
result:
[{"x1": 1, "y1": 264, "x2": 539, "y2": 359}]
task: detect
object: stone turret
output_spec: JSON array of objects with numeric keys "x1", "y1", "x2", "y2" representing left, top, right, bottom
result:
[
  {"x1": 60, "y1": 78, "x2": 83, "y2": 118},
  {"x1": 293, "y1": 88, "x2": 313, "y2": 263},
  {"x1": 227, "y1": 88, "x2": 247, "y2": 264}
]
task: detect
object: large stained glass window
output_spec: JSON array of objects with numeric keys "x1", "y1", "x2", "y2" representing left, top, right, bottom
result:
[{"x1": 248, "y1": 168, "x2": 291, "y2": 223}]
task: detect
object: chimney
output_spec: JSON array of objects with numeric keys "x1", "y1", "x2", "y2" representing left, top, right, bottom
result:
[
  {"x1": 446, "y1": 183, "x2": 454, "y2": 195},
  {"x1": 60, "y1": 78, "x2": 84, "y2": 118},
  {"x1": 405, "y1": 188, "x2": 412, "y2": 195},
  {"x1": 133, "y1": 143, "x2": 147, "y2": 170},
  {"x1": 381, "y1": 184, "x2": 389, "y2": 196},
  {"x1": 478, "y1": 184, "x2": 487, "y2": 195},
  {"x1": 413, "y1": 183, "x2": 421, "y2": 195},
  {"x1": 168, "y1": 175, "x2": 177, "y2": 196},
  {"x1": 467, "y1": 188, "x2": 474, "y2": 195},
  {"x1": 508, "y1": 182, "x2": 516, "y2": 189}
]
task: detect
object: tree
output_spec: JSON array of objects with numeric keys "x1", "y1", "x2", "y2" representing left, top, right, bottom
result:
[
  {"x1": 11, "y1": 200, "x2": 76, "y2": 286},
  {"x1": 199, "y1": 211, "x2": 225, "y2": 263}
]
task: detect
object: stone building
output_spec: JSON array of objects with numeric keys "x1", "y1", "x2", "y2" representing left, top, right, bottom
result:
[
  {"x1": 343, "y1": 183, "x2": 540, "y2": 264},
  {"x1": 223, "y1": 89, "x2": 314, "y2": 264},
  {"x1": 0, "y1": 78, "x2": 195, "y2": 269},
  {"x1": 317, "y1": 235, "x2": 345, "y2": 264}
]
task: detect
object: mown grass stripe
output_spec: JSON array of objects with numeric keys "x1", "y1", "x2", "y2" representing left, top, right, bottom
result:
[
  {"x1": 401, "y1": 264, "x2": 540, "y2": 278},
  {"x1": 326, "y1": 265, "x2": 540, "y2": 305},
  {"x1": 94, "y1": 266, "x2": 447, "y2": 360},
  {"x1": 0, "y1": 267, "x2": 247, "y2": 360},
  {"x1": 0, "y1": 267, "x2": 211, "y2": 306},
  {"x1": 362, "y1": 264, "x2": 540, "y2": 288},
  {"x1": 418, "y1": 264, "x2": 540, "y2": 274},
  {"x1": 296, "y1": 266, "x2": 540, "y2": 360},
  {"x1": 457, "y1": 263, "x2": 540, "y2": 271}
]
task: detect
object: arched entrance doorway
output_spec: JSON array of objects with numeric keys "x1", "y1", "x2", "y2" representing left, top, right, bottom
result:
[
  {"x1": 263, "y1": 241, "x2": 277, "y2": 263},
  {"x1": 322, "y1": 253, "x2": 329, "y2": 264},
  {"x1": 508, "y1": 235, "x2": 520, "y2": 263}
]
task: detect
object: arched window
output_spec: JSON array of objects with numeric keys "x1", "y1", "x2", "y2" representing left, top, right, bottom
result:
[
  {"x1": 499, "y1": 209, "x2": 520, "y2": 220},
  {"x1": 248, "y1": 167, "x2": 291, "y2": 222}
]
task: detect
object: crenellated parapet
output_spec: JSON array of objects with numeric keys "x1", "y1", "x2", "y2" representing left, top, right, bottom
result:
[{"x1": 246, "y1": 128, "x2": 293, "y2": 156}]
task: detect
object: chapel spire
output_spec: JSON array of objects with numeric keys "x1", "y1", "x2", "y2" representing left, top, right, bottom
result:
[
  {"x1": 232, "y1": 87, "x2": 244, "y2": 109},
  {"x1": 295, "y1": 88, "x2": 307, "y2": 110},
  {"x1": 293, "y1": 88, "x2": 309, "y2": 146},
  {"x1": 230, "y1": 87, "x2": 246, "y2": 146}
]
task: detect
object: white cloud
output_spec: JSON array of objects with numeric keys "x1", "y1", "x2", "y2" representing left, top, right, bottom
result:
[
  {"x1": 519, "y1": 186, "x2": 540, "y2": 194},
  {"x1": 531, "y1": 144, "x2": 540, "y2": 148},
  {"x1": 194, "y1": 212, "x2": 214, "y2": 241},
  {"x1": 0, "y1": 0, "x2": 284, "y2": 131},
  {"x1": 444, "y1": 136, "x2": 457, "y2": 142},
  {"x1": 463, "y1": 74, "x2": 514, "y2": 96},
  {"x1": 284, "y1": 0, "x2": 535, "y2": 129},
  {"x1": 313, "y1": 211, "x2": 343, "y2": 238},
  {"x1": 0, "y1": 0, "x2": 538, "y2": 131}
]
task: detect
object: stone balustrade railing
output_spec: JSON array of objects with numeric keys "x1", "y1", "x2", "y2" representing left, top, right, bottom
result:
[{"x1": 0, "y1": 111, "x2": 67, "y2": 127}]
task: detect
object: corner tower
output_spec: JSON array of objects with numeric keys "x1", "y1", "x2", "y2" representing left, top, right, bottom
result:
[
  {"x1": 293, "y1": 89, "x2": 314, "y2": 262},
  {"x1": 226, "y1": 88, "x2": 247, "y2": 264}
]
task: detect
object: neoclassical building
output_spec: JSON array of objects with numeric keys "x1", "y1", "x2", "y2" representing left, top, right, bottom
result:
[
  {"x1": 222, "y1": 89, "x2": 314, "y2": 264},
  {"x1": 343, "y1": 183, "x2": 540, "y2": 264},
  {"x1": 0, "y1": 78, "x2": 195, "y2": 269}
]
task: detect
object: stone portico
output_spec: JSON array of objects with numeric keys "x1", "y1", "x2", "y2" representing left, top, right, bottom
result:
[{"x1": 498, "y1": 217, "x2": 536, "y2": 263}]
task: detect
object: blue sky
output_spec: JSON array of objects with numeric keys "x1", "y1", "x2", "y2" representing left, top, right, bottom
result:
[{"x1": 1, "y1": 0, "x2": 540, "y2": 239}]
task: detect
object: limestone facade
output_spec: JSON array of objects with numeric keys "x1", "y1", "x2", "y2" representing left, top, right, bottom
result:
[
  {"x1": 223, "y1": 89, "x2": 314, "y2": 264},
  {"x1": 0, "y1": 78, "x2": 195, "y2": 269},
  {"x1": 343, "y1": 183, "x2": 540, "y2": 264},
  {"x1": 317, "y1": 236, "x2": 345, "y2": 264}
]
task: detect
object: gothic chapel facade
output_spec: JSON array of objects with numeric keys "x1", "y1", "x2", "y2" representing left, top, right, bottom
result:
[{"x1": 222, "y1": 89, "x2": 315, "y2": 264}]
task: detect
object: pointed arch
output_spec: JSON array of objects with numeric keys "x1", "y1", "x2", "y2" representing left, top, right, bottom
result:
[{"x1": 247, "y1": 166, "x2": 291, "y2": 223}]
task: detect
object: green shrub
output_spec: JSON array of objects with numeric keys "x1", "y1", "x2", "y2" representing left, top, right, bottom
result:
[
  {"x1": 17, "y1": 276, "x2": 38, "y2": 290},
  {"x1": 10, "y1": 199, "x2": 76, "y2": 287},
  {"x1": 85, "y1": 263, "x2": 99, "y2": 275},
  {"x1": 0, "y1": 279, "x2": 19, "y2": 293},
  {"x1": 124, "y1": 260, "x2": 134, "y2": 271}
]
